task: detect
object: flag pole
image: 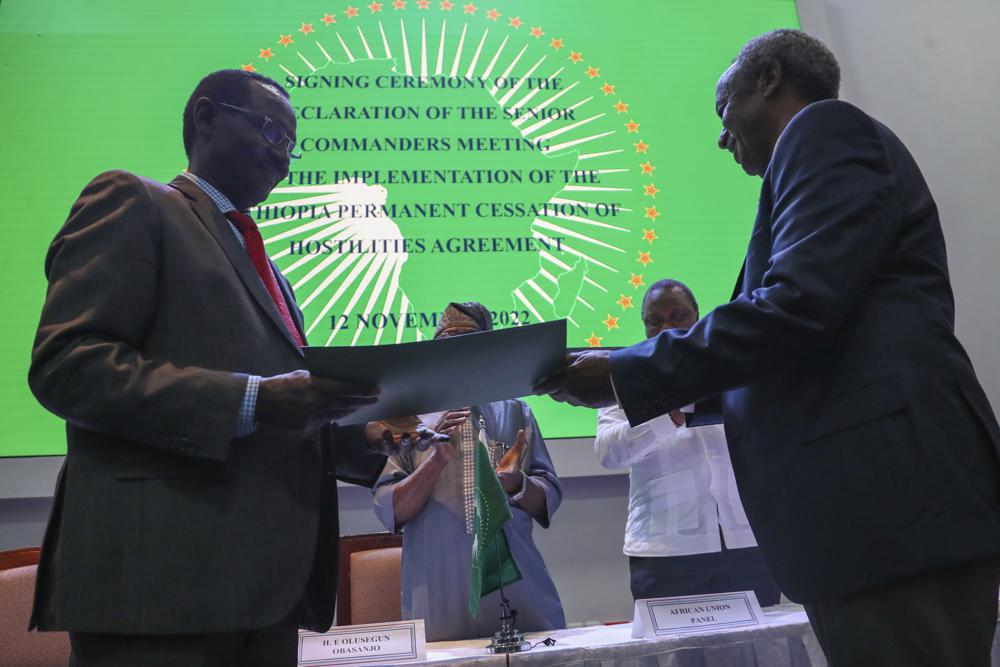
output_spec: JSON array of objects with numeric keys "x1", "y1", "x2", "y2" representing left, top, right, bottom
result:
[
  {"x1": 495, "y1": 529, "x2": 512, "y2": 619},
  {"x1": 484, "y1": 417, "x2": 528, "y2": 654}
]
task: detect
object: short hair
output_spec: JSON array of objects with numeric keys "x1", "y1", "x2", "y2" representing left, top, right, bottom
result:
[
  {"x1": 642, "y1": 279, "x2": 699, "y2": 318},
  {"x1": 182, "y1": 69, "x2": 289, "y2": 158},
  {"x1": 732, "y1": 29, "x2": 840, "y2": 103}
]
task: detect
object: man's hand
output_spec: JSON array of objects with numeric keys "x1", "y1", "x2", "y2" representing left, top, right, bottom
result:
[
  {"x1": 434, "y1": 409, "x2": 470, "y2": 443},
  {"x1": 534, "y1": 350, "x2": 616, "y2": 408},
  {"x1": 365, "y1": 417, "x2": 452, "y2": 456},
  {"x1": 497, "y1": 428, "x2": 528, "y2": 472},
  {"x1": 426, "y1": 431, "x2": 457, "y2": 465},
  {"x1": 496, "y1": 469, "x2": 524, "y2": 495},
  {"x1": 496, "y1": 428, "x2": 528, "y2": 495},
  {"x1": 423, "y1": 409, "x2": 468, "y2": 465},
  {"x1": 256, "y1": 369, "x2": 379, "y2": 431}
]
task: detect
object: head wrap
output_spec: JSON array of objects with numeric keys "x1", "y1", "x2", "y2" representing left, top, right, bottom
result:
[{"x1": 434, "y1": 301, "x2": 493, "y2": 338}]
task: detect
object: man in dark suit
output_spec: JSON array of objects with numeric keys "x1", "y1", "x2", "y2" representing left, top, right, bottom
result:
[
  {"x1": 538, "y1": 30, "x2": 1000, "y2": 665},
  {"x1": 29, "y1": 69, "x2": 385, "y2": 666}
]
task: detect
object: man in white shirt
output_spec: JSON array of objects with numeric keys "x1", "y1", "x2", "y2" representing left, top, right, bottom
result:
[{"x1": 595, "y1": 279, "x2": 780, "y2": 604}]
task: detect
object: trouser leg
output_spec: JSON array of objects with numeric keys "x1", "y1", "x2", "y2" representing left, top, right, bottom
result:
[
  {"x1": 803, "y1": 556, "x2": 1000, "y2": 667},
  {"x1": 67, "y1": 611, "x2": 298, "y2": 667}
]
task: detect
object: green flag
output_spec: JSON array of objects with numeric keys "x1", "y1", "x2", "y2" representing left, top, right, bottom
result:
[{"x1": 468, "y1": 424, "x2": 522, "y2": 617}]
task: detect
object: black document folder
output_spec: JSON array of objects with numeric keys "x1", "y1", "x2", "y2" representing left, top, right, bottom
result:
[{"x1": 304, "y1": 319, "x2": 567, "y2": 425}]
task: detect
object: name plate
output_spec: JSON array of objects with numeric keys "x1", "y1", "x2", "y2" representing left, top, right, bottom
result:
[
  {"x1": 299, "y1": 620, "x2": 427, "y2": 666},
  {"x1": 631, "y1": 591, "x2": 763, "y2": 638}
]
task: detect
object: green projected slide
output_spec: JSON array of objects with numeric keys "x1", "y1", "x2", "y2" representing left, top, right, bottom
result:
[{"x1": 0, "y1": 0, "x2": 798, "y2": 456}]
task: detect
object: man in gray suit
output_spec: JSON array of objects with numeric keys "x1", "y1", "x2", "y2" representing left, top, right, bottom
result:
[{"x1": 29, "y1": 69, "x2": 383, "y2": 666}]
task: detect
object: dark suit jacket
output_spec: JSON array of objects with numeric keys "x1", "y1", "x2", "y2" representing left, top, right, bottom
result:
[
  {"x1": 611, "y1": 100, "x2": 1000, "y2": 603},
  {"x1": 28, "y1": 171, "x2": 385, "y2": 633}
]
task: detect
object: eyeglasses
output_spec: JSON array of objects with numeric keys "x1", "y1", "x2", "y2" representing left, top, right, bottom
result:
[{"x1": 217, "y1": 101, "x2": 301, "y2": 159}]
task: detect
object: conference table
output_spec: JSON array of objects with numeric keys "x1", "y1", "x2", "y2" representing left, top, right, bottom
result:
[
  {"x1": 371, "y1": 603, "x2": 1000, "y2": 667},
  {"x1": 410, "y1": 605, "x2": 821, "y2": 666}
]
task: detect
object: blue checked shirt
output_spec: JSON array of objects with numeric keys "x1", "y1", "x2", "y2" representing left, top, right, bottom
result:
[{"x1": 181, "y1": 171, "x2": 259, "y2": 438}]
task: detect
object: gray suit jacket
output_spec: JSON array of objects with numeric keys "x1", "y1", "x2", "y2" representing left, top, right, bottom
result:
[{"x1": 29, "y1": 171, "x2": 384, "y2": 633}]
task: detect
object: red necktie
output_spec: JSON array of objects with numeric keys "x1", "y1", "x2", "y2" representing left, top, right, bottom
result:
[{"x1": 225, "y1": 210, "x2": 305, "y2": 347}]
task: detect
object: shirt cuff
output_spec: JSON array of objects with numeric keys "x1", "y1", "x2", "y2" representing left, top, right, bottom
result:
[
  {"x1": 235, "y1": 375, "x2": 260, "y2": 438},
  {"x1": 647, "y1": 411, "x2": 682, "y2": 440},
  {"x1": 510, "y1": 471, "x2": 530, "y2": 502}
]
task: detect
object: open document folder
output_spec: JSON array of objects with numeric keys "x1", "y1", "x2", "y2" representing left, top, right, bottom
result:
[{"x1": 303, "y1": 319, "x2": 567, "y2": 425}]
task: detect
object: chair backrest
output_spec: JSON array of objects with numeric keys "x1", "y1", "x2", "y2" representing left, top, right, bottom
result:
[
  {"x1": 337, "y1": 533, "x2": 403, "y2": 626},
  {"x1": 0, "y1": 547, "x2": 42, "y2": 570},
  {"x1": 349, "y1": 547, "x2": 403, "y2": 625},
  {"x1": 0, "y1": 547, "x2": 71, "y2": 667}
]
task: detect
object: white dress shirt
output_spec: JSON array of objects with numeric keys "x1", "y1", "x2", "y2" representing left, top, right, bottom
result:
[{"x1": 595, "y1": 405, "x2": 758, "y2": 557}]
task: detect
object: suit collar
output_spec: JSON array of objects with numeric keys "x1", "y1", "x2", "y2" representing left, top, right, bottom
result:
[
  {"x1": 733, "y1": 196, "x2": 775, "y2": 299},
  {"x1": 168, "y1": 175, "x2": 305, "y2": 356},
  {"x1": 177, "y1": 171, "x2": 237, "y2": 212}
]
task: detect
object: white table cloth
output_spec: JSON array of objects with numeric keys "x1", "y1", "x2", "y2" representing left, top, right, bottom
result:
[
  {"x1": 403, "y1": 605, "x2": 825, "y2": 666},
  {"x1": 331, "y1": 602, "x2": 1000, "y2": 667}
]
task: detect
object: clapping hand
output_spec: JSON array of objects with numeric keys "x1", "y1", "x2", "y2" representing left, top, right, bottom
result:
[
  {"x1": 495, "y1": 428, "x2": 528, "y2": 495},
  {"x1": 423, "y1": 409, "x2": 470, "y2": 465},
  {"x1": 365, "y1": 415, "x2": 453, "y2": 457},
  {"x1": 534, "y1": 350, "x2": 616, "y2": 408},
  {"x1": 496, "y1": 428, "x2": 528, "y2": 472},
  {"x1": 433, "y1": 409, "x2": 471, "y2": 442}
]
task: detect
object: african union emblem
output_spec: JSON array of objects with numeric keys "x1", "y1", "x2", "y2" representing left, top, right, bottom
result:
[{"x1": 242, "y1": 1, "x2": 659, "y2": 347}]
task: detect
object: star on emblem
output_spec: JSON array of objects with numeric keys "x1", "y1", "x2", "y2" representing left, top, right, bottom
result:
[
  {"x1": 529, "y1": 26, "x2": 545, "y2": 38},
  {"x1": 345, "y1": 6, "x2": 360, "y2": 18},
  {"x1": 259, "y1": 47, "x2": 274, "y2": 60},
  {"x1": 299, "y1": 23, "x2": 315, "y2": 35},
  {"x1": 625, "y1": 120, "x2": 640, "y2": 133},
  {"x1": 603, "y1": 314, "x2": 620, "y2": 330},
  {"x1": 368, "y1": 1, "x2": 384, "y2": 12},
  {"x1": 644, "y1": 206, "x2": 660, "y2": 221},
  {"x1": 440, "y1": 0, "x2": 454, "y2": 10},
  {"x1": 486, "y1": 8, "x2": 500, "y2": 20},
  {"x1": 585, "y1": 65, "x2": 600, "y2": 78},
  {"x1": 417, "y1": 0, "x2": 430, "y2": 7},
  {"x1": 640, "y1": 161, "x2": 656, "y2": 175},
  {"x1": 614, "y1": 100, "x2": 629, "y2": 113},
  {"x1": 634, "y1": 139, "x2": 649, "y2": 153},
  {"x1": 642, "y1": 228, "x2": 658, "y2": 243},
  {"x1": 550, "y1": 38, "x2": 565, "y2": 50},
  {"x1": 393, "y1": 0, "x2": 407, "y2": 8},
  {"x1": 463, "y1": 3, "x2": 477, "y2": 14},
  {"x1": 508, "y1": 16, "x2": 523, "y2": 28},
  {"x1": 241, "y1": 63, "x2": 256, "y2": 72},
  {"x1": 629, "y1": 273, "x2": 646, "y2": 289},
  {"x1": 569, "y1": 51, "x2": 583, "y2": 64},
  {"x1": 644, "y1": 183, "x2": 660, "y2": 198},
  {"x1": 321, "y1": 12, "x2": 336, "y2": 25},
  {"x1": 278, "y1": 34, "x2": 294, "y2": 46},
  {"x1": 585, "y1": 332, "x2": 603, "y2": 347},
  {"x1": 637, "y1": 251, "x2": 653, "y2": 267},
  {"x1": 601, "y1": 83, "x2": 615, "y2": 95},
  {"x1": 617, "y1": 294, "x2": 635, "y2": 310}
]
